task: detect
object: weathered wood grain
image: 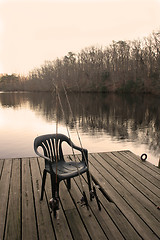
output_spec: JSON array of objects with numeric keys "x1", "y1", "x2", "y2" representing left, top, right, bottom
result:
[
  {"x1": 38, "y1": 157, "x2": 73, "y2": 240},
  {"x1": 124, "y1": 150, "x2": 160, "y2": 176},
  {"x1": 60, "y1": 180, "x2": 90, "y2": 240},
  {"x1": 73, "y1": 174, "x2": 125, "y2": 240},
  {"x1": 22, "y1": 158, "x2": 37, "y2": 240},
  {"x1": 0, "y1": 159, "x2": 4, "y2": 179},
  {"x1": 30, "y1": 157, "x2": 55, "y2": 240},
  {"x1": 0, "y1": 151, "x2": 160, "y2": 240},
  {"x1": 4, "y1": 159, "x2": 21, "y2": 240},
  {"x1": 99, "y1": 152, "x2": 160, "y2": 219},
  {"x1": 116, "y1": 151, "x2": 160, "y2": 183},
  {"x1": 88, "y1": 153, "x2": 160, "y2": 240},
  {"x1": 0, "y1": 159, "x2": 12, "y2": 240}
]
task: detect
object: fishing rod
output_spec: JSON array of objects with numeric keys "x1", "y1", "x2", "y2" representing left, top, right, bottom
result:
[
  {"x1": 49, "y1": 86, "x2": 60, "y2": 218},
  {"x1": 55, "y1": 84, "x2": 90, "y2": 211},
  {"x1": 62, "y1": 81, "x2": 101, "y2": 211},
  {"x1": 49, "y1": 83, "x2": 91, "y2": 215}
]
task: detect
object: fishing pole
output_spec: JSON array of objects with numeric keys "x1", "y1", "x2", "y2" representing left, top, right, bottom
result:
[
  {"x1": 62, "y1": 80, "x2": 101, "y2": 211},
  {"x1": 55, "y1": 85, "x2": 90, "y2": 210},
  {"x1": 48, "y1": 85, "x2": 60, "y2": 218}
]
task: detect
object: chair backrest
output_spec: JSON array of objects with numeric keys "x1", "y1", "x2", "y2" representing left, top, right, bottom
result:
[{"x1": 34, "y1": 134, "x2": 71, "y2": 162}]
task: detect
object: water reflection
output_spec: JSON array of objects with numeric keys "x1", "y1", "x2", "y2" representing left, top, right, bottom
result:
[{"x1": 0, "y1": 92, "x2": 160, "y2": 165}]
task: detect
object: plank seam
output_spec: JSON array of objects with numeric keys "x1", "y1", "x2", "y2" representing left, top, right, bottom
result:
[
  {"x1": 76, "y1": 166, "x2": 141, "y2": 240},
  {"x1": 119, "y1": 151, "x2": 160, "y2": 181},
  {"x1": 3, "y1": 159, "x2": 13, "y2": 240},
  {"x1": 20, "y1": 158, "x2": 22, "y2": 240},
  {"x1": 63, "y1": 180, "x2": 92, "y2": 240},
  {"x1": 73, "y1": 177, "x2": 111, "y2": 240},
  {"x1": 99, "y1": 153, "x2": 160, "y2": 222},
  {"x1": 29, "y1": 158, "x2": 40, "y2": 240},
  {"x1": 115, "y1": 152, "x2": 160, "y2": 191},
  {"x1": 123, "y1": 151, "x2": 160, "y2": 174},
  {"x1": 80, "y1": 172, "x2": 142, "y2": 240},
  {"x1": 89, "y1": 154, "x2": 159, "y2": 239},
  {"x1": 36, "y1": 157, "x2": 57, "y2": 240},
  {"x1": 0, "y1": 159, "x2": 4, "y2": 181},
  {"x1": 100, "y1": 152, "x2": 160, "y2": 202},
  {"x1": 59, "y1": 198, "x2": 75, "y2": 240}
]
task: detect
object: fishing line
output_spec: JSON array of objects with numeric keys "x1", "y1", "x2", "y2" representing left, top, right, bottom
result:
[
  {"x1": 53, "y1": 80, "x2": 101, "y2": 210},
  {"x1": 55, "y1": 83, "x2": 91, "y2": 209},
  {"x1": 56, "y1": 88, "x2": 85, "y2": 193},
  {"x1": 62, "y1": 82, "x2": 92, "y2": 174},
  {"x1": 62, "y1": 80, "x2": 101, "y2": 210}
]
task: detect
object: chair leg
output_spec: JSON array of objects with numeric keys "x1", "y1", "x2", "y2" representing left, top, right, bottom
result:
[
  {"x1": 67, "y1": 178, "x2": 71, "y2": 190},
  {"x1": 40, "y1": 170, "x2": 47, "y2": 200},
  {"x1": 86, "y1": 171, "x2": 92, "y2": 193}
]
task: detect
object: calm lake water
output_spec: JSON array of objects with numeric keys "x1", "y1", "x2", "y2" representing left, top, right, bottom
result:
[{"x1": 0, "y1": 92, "x2": 160, "y2": 166}]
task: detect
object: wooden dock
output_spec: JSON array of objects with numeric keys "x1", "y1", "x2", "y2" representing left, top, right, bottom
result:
[{"x1": 0, "y1": 151, "x2": 160, "y2": 240}]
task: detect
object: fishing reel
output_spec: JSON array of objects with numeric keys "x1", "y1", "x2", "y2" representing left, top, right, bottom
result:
[
  {"x1": 90, "y1": 190, "x2": 95, "y2": 201},
  {"x1": 80, "y1": 191, "x2": 89, "y2": 210},
  {"x1": 80, "y1": 187, "x2": 101, "y2": 212},
  {"x1": 49, "y1": 197, "x2": 60, "y2": 218}
]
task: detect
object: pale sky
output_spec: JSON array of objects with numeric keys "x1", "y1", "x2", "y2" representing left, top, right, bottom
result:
[{"x1": 0, "y1": 0, "x2": 160, "y2": 75}]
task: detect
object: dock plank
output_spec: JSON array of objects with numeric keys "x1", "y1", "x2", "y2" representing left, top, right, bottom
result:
[
  {"x1": 60, "y1": 180, "x2": 90, "y2": 240},
  {"x1": 0, "y1": 159, "x2": 4, "y2": 179},
  {"x1": 0, "y1": 151, "x2": 160, "y2": 240},
  {"x1": 0, "y1": 159, "x2": 12, "y2": 240},
  {"x1": 99, "y1": 152, "x2": 160, "y2": 219},
  {"x1": 88, "y1": 153, "x2": 160, "y2": 240},
  {"x1": 30, "y1": 157, "x2": 55, "y2": 240},
  {"x1": 22, "y1": 158, "x2": 37, "y2": 240},
  {"x1": 37, "y1": 157, "x2": 73, "y2": 240},
  {"x1": 68, "y1": 154, "x2": 130, "y2": 240},
  {"x1": 97, "y1": 190, "x2": 141, "y2": 240},
  {"x1": 112, "y1": 151, "x2": 160, "y2": 197},
  {"x1": 73, "y1": 174, "x2": 125, "y2": 240},
  {"x1": 4, "y1": 159, "x2": 21, "y2": 240},
  {"x1": 97, "y1": 152, "x2": 160, "y2": 230},
  {"x1": 115, "y1": 151, "x2": 160, "y2": 184},
  {"x1": 124, "y1": 150, "x2": 160, "y2": 176},
  {"x1": 68, "y1": 177, "x2": 108, "y2": 240}
]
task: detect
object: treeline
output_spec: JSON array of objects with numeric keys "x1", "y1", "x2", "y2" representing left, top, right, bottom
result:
[
  {"x1": 0, "y1": 30, "x2": 160, "y2": 94},
  {"x1": 0, "y1": 74, "x2": 25, "y2": 92}
]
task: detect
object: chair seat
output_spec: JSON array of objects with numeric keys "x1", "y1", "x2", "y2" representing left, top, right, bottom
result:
[{"x1": 45, "y1": 161, "x2": 88, "y2": 180}]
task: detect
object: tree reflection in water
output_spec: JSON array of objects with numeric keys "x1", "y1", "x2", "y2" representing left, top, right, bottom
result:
[{"x1": 0, "y1": 92, "x2": 159, "y2": 165}]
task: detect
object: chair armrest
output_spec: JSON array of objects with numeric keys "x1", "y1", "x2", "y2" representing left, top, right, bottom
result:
[
  {"x1": 34, "y1": 147, "x2": 54, "y2": 173},
  {"x1": 34, "y1": 146, "x2": 51, "y2": 162},
  {"x1": 68, "y1": 139, "x2": 88, "y2": 163}
]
